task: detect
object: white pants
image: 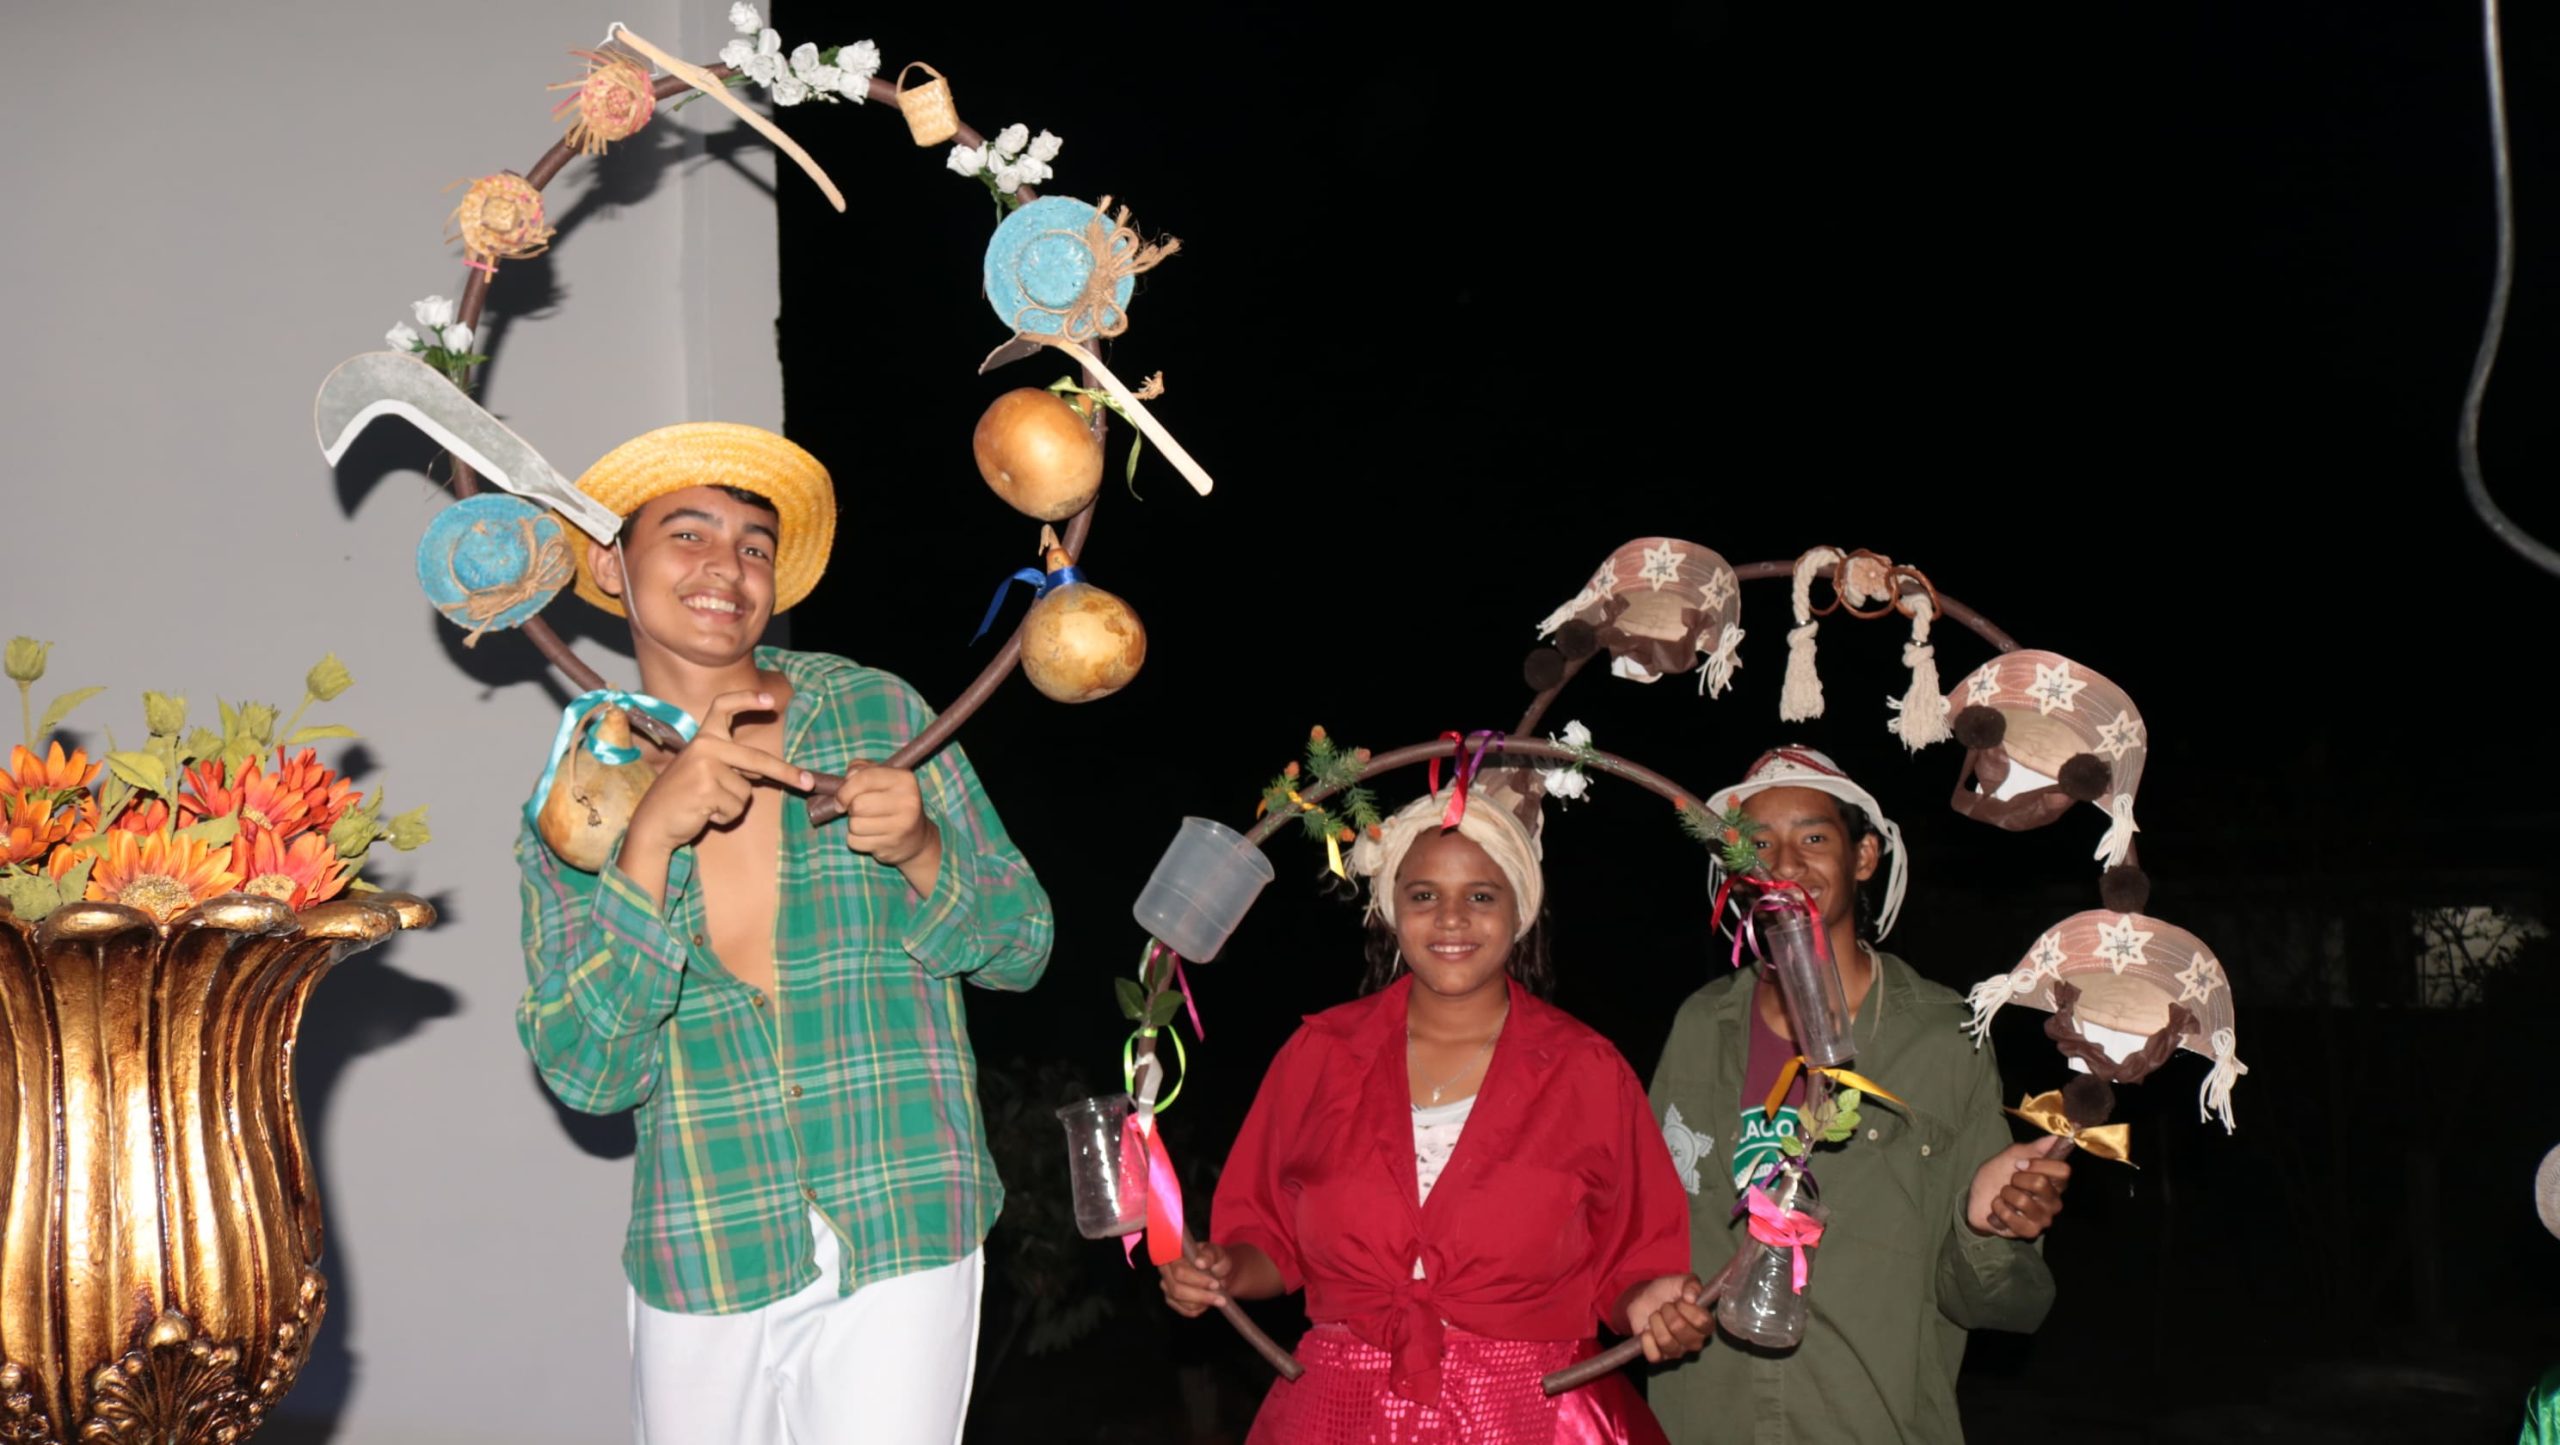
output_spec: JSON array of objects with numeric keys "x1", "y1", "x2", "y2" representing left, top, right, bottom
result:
[{"x1": 628, "y1": 1212, "x2": 984, "y2": 1445}]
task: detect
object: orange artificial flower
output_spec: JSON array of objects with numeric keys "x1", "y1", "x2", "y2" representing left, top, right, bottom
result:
[
  {"x1": 83, "y1": 829, "x2": 241, "y2": 925},
  {"x1": 178, "y1": 757, "x2": 311, "y2": 839},
  {"x1": 1, "y1": 789, "x2": 75, "y2": 867},
  {"x1": 230, "y1": 827, "x2": 352, "y2": 912},
  {"x1": 115, "y1": 799, "x2": 170, "y2": 835},
  {"x1": 269, "y1": 749, "x2": 361, "y2": 835},
  {"x1": 3, "y1": 741, "x2": 101, "y2": 794}
]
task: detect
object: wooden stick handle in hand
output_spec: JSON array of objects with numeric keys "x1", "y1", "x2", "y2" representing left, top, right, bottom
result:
[
  {"x1": 1542, "y1": 1255, "x2": 1739, "y2": 1397},
  {"x1": 1186, "y1": 1228, "x2": 1305, "y2": 1381}
]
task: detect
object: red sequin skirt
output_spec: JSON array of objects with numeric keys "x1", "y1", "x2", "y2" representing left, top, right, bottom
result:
[{"x1": 1244, "y1": 1324, "x2": 1669, "y2": 1445}]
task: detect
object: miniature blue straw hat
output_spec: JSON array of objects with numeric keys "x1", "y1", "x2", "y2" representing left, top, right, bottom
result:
[
  {"x1": 416, "y1": 493, "x2": 572, "y2": 642},
  {"x1": 983, "y1": 195, "x2": 1143, "y2": 342}
]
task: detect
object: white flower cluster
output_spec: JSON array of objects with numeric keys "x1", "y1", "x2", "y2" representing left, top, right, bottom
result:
[
  {"x1": 717, "y1": 6, "x2": 879, "y2": 107},
  {"x1": 1539, "y1": 720, "x2": 1596, "y2": 804},
  {"x1": 387, "y1": 295, "x2": 477, "y2": 361},
  {"x1": 947, "y1": 123, "x2": 1062, "y2": 193}
]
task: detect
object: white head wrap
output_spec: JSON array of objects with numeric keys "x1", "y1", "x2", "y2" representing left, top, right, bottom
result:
[{"x1": 1350, "y1": 790, "x2": 1545, "y2": 940}]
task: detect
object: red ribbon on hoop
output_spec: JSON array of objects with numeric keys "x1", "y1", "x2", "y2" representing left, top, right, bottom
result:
[
  {"x1": 1712, "y1": 876, "x2": 1829, "y2": 969},
  {"x1": 1118, "y1": 1114, "x2": 1187, "y2": 1267},
  {"x1": 1428, "y1": 730, "x2": 1506, "y2": 828}
]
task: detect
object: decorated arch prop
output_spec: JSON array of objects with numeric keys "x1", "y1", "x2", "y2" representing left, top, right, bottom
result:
[
  {"x1": 1084, "y1": 541, "x2": 2245, "y2": 1393},
  {"x1": 314, "y1": 11, "x2": 1212, "y2": 849}
]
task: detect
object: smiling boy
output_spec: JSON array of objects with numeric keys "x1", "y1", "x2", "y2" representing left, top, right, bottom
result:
[
  {"x1": 1647, "y1": 746, "x2": 2066, "y2": 1445},
  {"x1": 512, "y1": 423, "x2": 1052, "y2": 1444}
]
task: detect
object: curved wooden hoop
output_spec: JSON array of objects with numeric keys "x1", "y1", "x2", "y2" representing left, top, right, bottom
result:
[
  {"x1": 442, "y1": 61, "x2": 1104, "y2": 822},
  {"x1": 1514, "y1": 558, "x2": 2019, "y2": 741}
]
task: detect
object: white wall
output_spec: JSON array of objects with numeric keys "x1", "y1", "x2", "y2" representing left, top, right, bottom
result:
[{"x1": 4, "y1": 4, "x2": 778, "y2": 1440}]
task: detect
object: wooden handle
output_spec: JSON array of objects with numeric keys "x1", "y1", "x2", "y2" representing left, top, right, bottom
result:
[
  {"x1": 1054, "y1": 341, "x2": 1214, "y2": 496},
  {"x1": 1541, "y1": 1255, "x2": 1738, "y2": 1397}
]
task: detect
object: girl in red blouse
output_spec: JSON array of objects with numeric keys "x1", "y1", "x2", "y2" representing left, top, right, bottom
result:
[{"x1": 1160, "y1": 787, "x2": 1710, "y2": 1443}]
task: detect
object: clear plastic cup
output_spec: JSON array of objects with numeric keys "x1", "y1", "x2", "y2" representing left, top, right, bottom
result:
[
  {"x1": 1055, "y1": 1094, "x2": 1149, "y2": 1240},
  {"x1": 1132, "y1": 817, "x2": 1275, "y2": 963},
  {"x1": 1761, "y1": 909, "x2": 1856, "y2": 1067}
]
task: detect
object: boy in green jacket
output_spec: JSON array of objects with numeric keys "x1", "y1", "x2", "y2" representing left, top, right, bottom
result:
[{"x1": 1649, "y1": 746, "x2": 2067, "y2": 1445}]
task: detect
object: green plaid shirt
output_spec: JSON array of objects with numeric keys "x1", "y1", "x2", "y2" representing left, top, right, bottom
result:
[{"x1": 515, "y1": 647, "x2": 1053, "y2": 1315}]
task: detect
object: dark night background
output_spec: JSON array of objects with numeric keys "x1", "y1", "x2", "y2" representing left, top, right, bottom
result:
[{"x1": 749, "y1": 4, "x2": 2560, "y2": 1440}]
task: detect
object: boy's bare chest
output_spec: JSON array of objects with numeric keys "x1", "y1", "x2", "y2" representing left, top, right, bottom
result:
[{"x1": 691, "y1": 714, "x2": 787, "y2": 998}]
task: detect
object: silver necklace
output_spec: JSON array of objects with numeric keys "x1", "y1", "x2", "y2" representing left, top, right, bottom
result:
[{"x1": 1408, "y1": 1007, "x2": 1508, "y2": 1107}]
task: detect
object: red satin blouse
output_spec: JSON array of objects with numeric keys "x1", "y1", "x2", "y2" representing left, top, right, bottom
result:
[{"x1": 1212, "y1": 976, "x2": 1692, "y2": 1407}]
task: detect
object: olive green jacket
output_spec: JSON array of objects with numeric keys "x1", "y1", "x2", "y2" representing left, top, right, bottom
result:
[{"x1": 1646, "y1": 952, "x2": 2054, "y2": 1444}]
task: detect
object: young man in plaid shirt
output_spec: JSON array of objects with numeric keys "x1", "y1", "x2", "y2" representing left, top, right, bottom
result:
[{"x1": 514, "y1": 424, "x2": 1053, "y2": 1444}]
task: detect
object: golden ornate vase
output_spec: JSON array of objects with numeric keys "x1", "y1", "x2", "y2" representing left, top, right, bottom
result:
[{"x1": 0, "y1": 891, "x2": 433, "y2": 1444}]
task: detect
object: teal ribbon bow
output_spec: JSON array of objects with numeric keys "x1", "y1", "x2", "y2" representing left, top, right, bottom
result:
[{"x1": 525, "y1": 689, "x2": 700, "y2": 827}]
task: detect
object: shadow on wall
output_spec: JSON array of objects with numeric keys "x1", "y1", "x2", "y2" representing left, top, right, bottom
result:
[{"x1": 269, "y1": 925, "x2": 463, "y2": 1442}]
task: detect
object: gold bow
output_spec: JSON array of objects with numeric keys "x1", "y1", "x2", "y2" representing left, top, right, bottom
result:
[
  {"x1": 2005, "y1": 1090, "x2": 2136, "y2": 1165},
  {"x1": 1763, "y1": 1057, "x2": 1908, "y2": 1120}
]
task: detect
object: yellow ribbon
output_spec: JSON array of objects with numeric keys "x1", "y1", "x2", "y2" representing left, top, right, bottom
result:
[
  {"x1": 1763, "y1": 1057, "x2": 1909, "y2": 1121},
  {"x1": 1257, "y1": 786, "x2": 1346, "y2": 879},
  {"x1": 2005, "y1": 1090, "x2": 2136, "y2": 1166}
]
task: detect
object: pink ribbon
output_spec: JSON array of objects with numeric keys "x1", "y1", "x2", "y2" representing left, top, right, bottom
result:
[
  {"x1": 1713, "y1": 876, "x2": 1826, "y2": 970},
  {"x1": 1118, "y1": 1114, "x2": 1186, "y2": 1267},
  {"x1": 1154, "y1": 941, "x2": 1205, "y2": 1039},
  {"x1": 1743, "y1": 1184, "x2": 1826, "y2": 1293},
  {"x1": 1428, "y1": 730, "x2": 1506, "y2": 828}
]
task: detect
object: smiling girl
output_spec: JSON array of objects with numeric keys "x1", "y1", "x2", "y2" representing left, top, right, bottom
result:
[{"x1": 1159, "y1": 787, "x2": 1707, "y2": 1443}]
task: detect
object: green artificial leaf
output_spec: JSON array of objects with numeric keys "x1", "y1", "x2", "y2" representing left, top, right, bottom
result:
[
  {"x1": 36, "y1": 685, "x2": 106, "y2": 738},
  {"x1": 1113, "y1": 977, "x2": 1147, "y2": 1022},
  {"x1": 182, "y1": 728, "x2": 223, "y2": 764},
  {"x1": 385, "y1": 805, "x2": 430, "y2": 851},
  {"x1": 175, "y1": 816, "x2": 239, "y2": 849},
  {"x1": 1779, "y1": 1134, "x2": 1804, "y2": 1158},
  {"x1": 286, "y1": 724, "x2": 359, "y2": 747},
  {"x1": 0, "y1": 871, "x2": 62, "y2": 922},
  {"x1": 1837, "y1": 1088, "x2": 1863, "y2": 1114},
  {"x1": 55, "y1": 855, "x2": 95, "y2": 899},
  {"x1": 105, "y1": 751, "x2": 168, "y2": 796},
  {"x1": 1143, "y1": 990, "x2": 1184, "y2": 1030}
]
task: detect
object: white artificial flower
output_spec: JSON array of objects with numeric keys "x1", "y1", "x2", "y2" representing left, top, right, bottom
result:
[
  {"x1": 412, "y1": 295, "x2": 455, "y2": 328},
  {"x1": 771, "y1": 76, "x2": 809, "y2": 106},
  {"x1": 719, "y1": 37, "x2": 754, "y2": 69},
  {"x1": 1013, "y1": 157, "x2": 1053, "y2": 187},
  {"x1": 803, "y1": 62, "x2": 839, "y2": 90},
  {"x1": 789, "y1": 42, "x2": 821, "y2": 75},
  {"x1": 946, "y1": 144, "x2": 984, "y2": 177},
  {"x1": 1559, "y1": 719, "x2": 1592, "y2": 750},
  {"x1": 757, "y1": 27, "x2": 782, "y2": 54},
  {"x1": 835, "y1": 39, "x2": 880, "y2": 97},
  {"x1": 1540, "y1": 767, "x2": 1592, "y2": 803},
  {"x1": 1027, "y1": 129, "x2": 1063, "y2": 163},
  {"x1": 994, "y1": 164, "x2": 1026, "y2": 191},
  {"x1": 728, "y1": 3, "x2": 762, "y2": 35},
  {"x1": 442, "y1": 321, "x2": 474, "y2": 354},
  {"x1": 385, "y1": 322, "x2": 421, "y2": 351},
  {"x1": 743, "y1": 49, "x2": 783, "y2": 86},
  {"x1": 992, "y1": 123, "x2": 1030, "y2": 158}
]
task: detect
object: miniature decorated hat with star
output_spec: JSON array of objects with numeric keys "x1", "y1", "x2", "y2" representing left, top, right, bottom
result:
[
  {"x1": 1942, "y1": 650, "x2": 2148, "y2": 894},
  {"x1": 1533, "y1": 537, "x2": 1744, "y2": 694},
  {"x1": 1963, "y1": 909, "x2": 2244, "y2": 1132}
]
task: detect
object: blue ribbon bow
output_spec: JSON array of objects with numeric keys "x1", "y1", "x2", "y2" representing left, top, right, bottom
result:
[
  {"x1": 525, "y1": 689, "x2": 700, "y2": 828},
  {"x1": 971, "y1": 563, "x2": 1087, "y2": 643}
]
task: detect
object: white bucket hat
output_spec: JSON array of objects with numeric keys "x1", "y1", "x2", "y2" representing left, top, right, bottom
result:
[{"x1": 1705, "y1": 745, "x2": 1908, "y2": 938}]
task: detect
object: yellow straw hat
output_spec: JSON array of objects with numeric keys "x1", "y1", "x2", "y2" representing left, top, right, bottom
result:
[{"x1": 570, "y1": 422, "x2": 836, "y2": 616}]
